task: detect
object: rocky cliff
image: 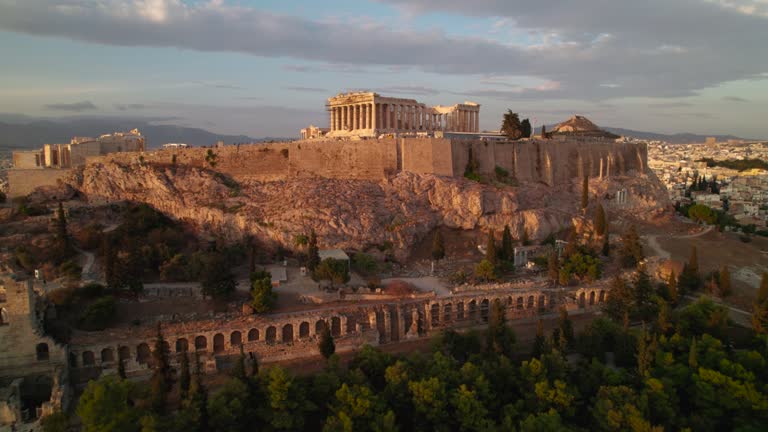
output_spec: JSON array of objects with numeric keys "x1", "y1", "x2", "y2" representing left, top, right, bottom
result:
[{"x1": 68, "y1": 160, "x2": 671, "y2": 259}]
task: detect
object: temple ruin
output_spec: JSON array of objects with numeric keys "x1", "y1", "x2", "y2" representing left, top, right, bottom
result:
[{"x1": 324, "y1": 92, "x2": 480, "y2": 138}]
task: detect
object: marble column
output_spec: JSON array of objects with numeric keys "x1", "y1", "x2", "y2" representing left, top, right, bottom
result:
[
  {"x1": 355, "y1": 105, "x2": 361, "y2": 130},
  {"x1": 370, "y1": 103, "x2": 375, "y2": 130},
  {"x1": 362, "y1": 104, "x2": 368, "y2": 129}
]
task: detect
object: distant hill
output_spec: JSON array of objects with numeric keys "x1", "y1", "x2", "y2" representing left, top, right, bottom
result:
[
  {"x1": 0, "y1": 115, "x2": 286, "y2": 156},
  {"x1": 538, "y1": 123, "x2": 755, "y2": 144}
]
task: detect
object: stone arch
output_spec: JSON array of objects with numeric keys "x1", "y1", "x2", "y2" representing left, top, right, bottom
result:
[
  {"x1": 176, "y1": 338, "x2": 189, "y2": 353},
  {"x1": 443, "y1": 303, "x2": 453, "y2": 323},
  {"x1": 118, "y1": 346, "x2": 130, "y2": 361},
  {"x1": 589, "y1": 291, "x2": 596, "y2": 306},
  {"x1": 599, "y1": 290, "x2": 606, "y2": 303},
  {"x1": 230, "y1": 331, "x2": 242, "y2": 346},
  {"x1": 516, "y1": 297, "x2": 524, "y2": 310},
  {"x1": 315, "y1": 320, "x2": 326, "y2": 335},
  {"x1": 101, "y1": 348, "x2": 114, "y2": 364},
  {"x1": 527, "y1": 295, "x2": 535, "y2": 309},
  {"x1": 282, "y1": 324, "x2": 294, "y2": 343},
  {"x1": 213, "y1": 333, "x2": 225, "y2": 353},
  {"x1": 0, "y1": 307, "x2": 8, "y2": 325},
  {"x1": 137, "y1": 343, "x2": 151, "y2": 364},
  {"x1": 578, "y1": 292, "x2": 586, "y2": 308},
  {"x1": 248, "y1": 328, "x2": 259, "y2": 341},
  {"x1": 431, "y1": 303, "x2": 440, "y2": 326},
  {"x1": 266, "y1": 326, "x2": 277, "y2": 343},
  {"x1": 82, "y1": 351, "x2": 95, "y2": 366},
  {"x1": 36, "y1": 343, "x2": 49, "y2": 361},
  {"x1": 331, "y1": 317, "x2": 342, "y2": 337},
  {"x1": 194, "y1": 335, "x2": 207, "y2": 351},
  {"x1": 299, "y1": 322, "x2": 310, "y2": 338},
  {"x1": 480, "y1": 299, "x2": 490, "y2": 322}
]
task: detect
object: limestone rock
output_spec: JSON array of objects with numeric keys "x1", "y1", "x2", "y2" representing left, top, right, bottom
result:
[{"x1": 66, "y1": 160, "x2": 671, "y2": 260}]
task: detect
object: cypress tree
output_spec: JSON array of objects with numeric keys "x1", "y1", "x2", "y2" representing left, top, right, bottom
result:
[
  {"x1": 719, "y1": 265, "x2": 732, "y2": 297},
  {"x1": 150, "y1": 324, "x2": 172, "y2": 414},
  {"x1": 667, "y1": 270, "x2": 679, "y2": 305},
  {"x1": 431, "y1": 230, "x2": 446, "y2": 261},
  {"x1": 581, "y1": 175, "x2": 589, "y2": 210},
  {"x1": 485, "y1": 231, "x2": 497, "y2": 265},
  {"x1": 501, "y1": 225, "x2": 513, "y2": 261},
  {"x1": 532, "y1": 319, "x2": 547, "y2": 358},
  {"x1": 601, "y1": 230, "x2": 610, "y2": 257},
  {"x1": 594, "y1": 203, "x2": 607, "y2": 236},
  {"x1": 547, "y1": 251, "x2": 559, "y2": 284},
  {"x1": 54, "y1": 202, "x2": 72, "y2": 258},
  {"x1": 689, "y1": 246, "x2": 699, "y2": 275},
  {"x1": 307, "y1": 229, "x2": 320, "y2": 271},
  {"x1": 232, "y1": 344, "x2": 246, "y2": 381},
  {"x1": 758, "y1": 272, "x2": 768, "y2": 303},
  {"x1": 318, "y1": 322, "x2": 335, "y2": 359},
  {"x1": 117, "y1": 358, "x2": 126, "y2": 380},
  {"x1": 179, "y1": 351, "x2": 191, "y2": 399}
]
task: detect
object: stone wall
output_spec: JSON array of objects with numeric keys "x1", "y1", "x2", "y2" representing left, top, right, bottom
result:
[
  {"x1": 7, "y1": 168, "x2": 72, "y2": 199},
  {"x1": 84, "y1": 137, "x2": 646, "y2": 186},
  {"x1": 67, "y1": 284, "x2": 609, "y2": 383},
  {"x1": 0, "y1": 278, "x2": 67, "y2": 379},
  {"x1": 450, "y1": 138, "x2": 647, "y2": 185}
]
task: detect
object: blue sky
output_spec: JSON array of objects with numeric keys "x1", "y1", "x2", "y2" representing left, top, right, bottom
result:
[{"x1": 0, "y1": 0, "x2": 766, "y2": 138}]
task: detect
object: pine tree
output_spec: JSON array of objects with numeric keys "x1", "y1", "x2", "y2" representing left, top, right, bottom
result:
[
  {"x1": 431, "y1": 230, "x2": 446, "y2": 261},
  {"x1": 150, "y1": 324, "x2": 172, "y2": 414},
  {"x1": 633, "y1": 267, "x2": 656, "y2": 322},
  {"x1": 718, "y1": 265, "x2": 732, "y2": 297},
  {"x1": 318, "y1": 322, "x2": 335, "y2": 359},
  {"x1": 501, "y1": 225, "x2": 513, "y2": 261},
  {"x1": 307, "y1": 229, "x2": 320, "y2": 271},
  {"x1": 604, "y1": 275, "x2": 632, "y2": 322},
  {"x1": 581, "y1": 176, "x2": 589, "y2": 210},
  {"x1": 759, "y1": 272, "x2": 768, "y2": 303},
  {"x1": 486, "y1": 299, "x2": 516, "y2": 357},
  {"x1": 619, "y1": 225, "x2": 644, "y2": 268},
  {"x1": 179, "y1": 351, "x2": 191, "y2": 400},
  {"x1": 485, "y1": 231, "x2": 497, "y2": 265},
  {"x1": 594, "y1": 203, "x2": 607, "y2": 236}
]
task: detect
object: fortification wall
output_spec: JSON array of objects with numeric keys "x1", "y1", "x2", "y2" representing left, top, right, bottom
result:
[
  {"x1": 451, "y1": 138, "x2": 647, "y2": 185},
  {"x1": 400, "y1": 138, "x2": 454, "y2": 176},
  {"x1": 7, "y1": 168, "x2": 72, "y2": 199}
]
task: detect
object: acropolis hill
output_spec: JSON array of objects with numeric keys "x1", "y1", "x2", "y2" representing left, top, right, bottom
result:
[{"x1": 46, "y1": 109, "x2": 670, "y2": 260}]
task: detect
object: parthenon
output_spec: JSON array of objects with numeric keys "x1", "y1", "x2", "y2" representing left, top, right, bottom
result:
[{"x1": 326, "y1": 92, "x2": 480, "y2": 137}]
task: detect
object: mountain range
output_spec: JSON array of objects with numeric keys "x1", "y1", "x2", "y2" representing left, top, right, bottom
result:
[{"x1": 0, "y1": 114, "x2": 759, "y2": 157}]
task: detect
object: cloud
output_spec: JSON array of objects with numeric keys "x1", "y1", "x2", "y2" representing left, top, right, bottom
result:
[
  {"x1": 722, "y1": 96, "x2": 749, "y2": 102},
  {"x1": 191, "y1": 81, "x2": 245, "y2": 90},
  {"x1": 114, "y1": 103, "x2": 148, "y2": 111},
  {"x1": 0, "y1": 0, "x2": 766, "y2": 100},
  {"x1": 371, "y1": 86, "x2": 441, "y2": 96},
  {"x1": 44, "y1": 100, "x2": 98, "y2": 111},
  {"x1": 648, "y1": 102, "x2": 694, "y2": 108},
  {"x1": 283, "y1": 86, "x2": 328, "y2": 93}
]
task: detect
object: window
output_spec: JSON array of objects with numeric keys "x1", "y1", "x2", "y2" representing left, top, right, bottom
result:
[{"x1": 36, "y1": 343, "x2": 49, "y2": 361}]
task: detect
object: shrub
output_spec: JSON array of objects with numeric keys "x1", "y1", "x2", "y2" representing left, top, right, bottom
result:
[
  {"x1": 79, "y1": 296, "x2": 117, "y2": 330},
  {"x1": 79, "y1": 282, "x2": 105, "y2": 299},
  {"x1": 352, "y1": 253, "x2": 379, "y2": 276}
]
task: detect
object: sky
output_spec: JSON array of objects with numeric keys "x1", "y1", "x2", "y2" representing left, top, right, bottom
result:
[{"x1": 0, "y1": 0, "x2": 767, "y2": 139}]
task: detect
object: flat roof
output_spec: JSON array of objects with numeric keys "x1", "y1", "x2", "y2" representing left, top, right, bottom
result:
[{"x1": 318, "y1": 249, "x2": 350, "y2": 261}]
